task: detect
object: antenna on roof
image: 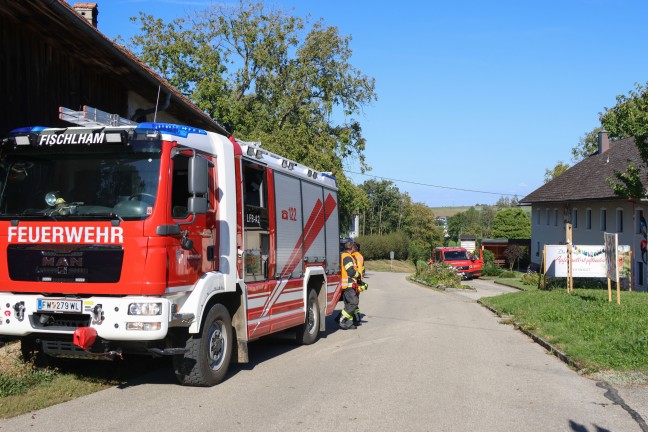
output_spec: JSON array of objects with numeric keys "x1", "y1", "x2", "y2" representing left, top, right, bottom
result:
[{"x1": 154, "y1": 85, "x2": 161, "y2": 123}]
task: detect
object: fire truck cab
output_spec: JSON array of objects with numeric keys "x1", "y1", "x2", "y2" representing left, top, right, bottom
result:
[{"x1": 0, "y1": 106, "x2": 341, "y2": 386}]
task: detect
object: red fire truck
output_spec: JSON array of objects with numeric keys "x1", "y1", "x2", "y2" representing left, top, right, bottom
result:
[{"x1": 0, "y1": 106, "x2": 341, "y2": 386}]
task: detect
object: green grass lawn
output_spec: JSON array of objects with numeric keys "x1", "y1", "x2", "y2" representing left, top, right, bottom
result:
[
  {"x1": 481, "y1": 288, "x2": 648, "y2": 375},
  {"x1": 364, "y1": 259, "x2": 415, "y2": 273},
  {"x1": 0, "y1": 342, "x2": 169, "y2": 419}
]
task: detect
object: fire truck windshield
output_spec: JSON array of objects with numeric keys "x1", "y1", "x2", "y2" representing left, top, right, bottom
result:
[
  {"x1": 0, "y1": 145, "x2": 161, "y2": 220},
  {"x1": 444, "y1": 251, "x2": 469, "y2": 261}
]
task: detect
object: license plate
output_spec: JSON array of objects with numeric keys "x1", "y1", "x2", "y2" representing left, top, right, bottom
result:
[{"x1": 37, "y1": 299, "x2": 82, "y2": 313}]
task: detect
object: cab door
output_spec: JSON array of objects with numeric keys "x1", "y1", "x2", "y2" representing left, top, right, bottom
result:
[
  {"x1": 242, "y1": 161, "x2": 271, "y2": 337},
  {"x1": 166, "y1": 151, "x2": 216, "y2": 287}
]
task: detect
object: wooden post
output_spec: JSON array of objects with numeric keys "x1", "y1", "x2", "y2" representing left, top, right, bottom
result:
[
  {"x1": 629, "y1": 250, "x2": 633, "y2": 292},
  {"x1": 608, "y1": 278, "x2": 612, "y2": 303},
  {"x1": 617, "y1": 272, "x2": 621, "y2": 305},
  {"x1": 566, "y1": 223, "x2": 573, "y2": 293},
  {"x1": 542, "y1": 245, "x2": 547, "y2": 290},
  {"x1": 538, "y1": 248, "x2": 545, "y2": 290}
]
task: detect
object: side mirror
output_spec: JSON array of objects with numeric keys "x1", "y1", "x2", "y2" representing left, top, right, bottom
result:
[
  {"x1": 188, "y1": 155, "x2": 208, "y2": 215},
  {"x1": 188, "y1": 156, "x2": 208, "y2": 195},
  {"x1": 188, "y1": 196, "x2": 207, "y2": 214}
]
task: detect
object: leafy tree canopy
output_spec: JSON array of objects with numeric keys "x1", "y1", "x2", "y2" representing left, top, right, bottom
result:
[
  {"x1": 544, "y1": 161, "x2": 570, "y2": 183},
  {"x1": 127, "y1": 0, "x2": 377, "y2": 226},
  {"x1": 403, "y1": 202, "x2": 444, "y2": 255},
  {"x1": 358, "y1": 179, "x2": 405, "y2": 236},
  {"x1": 492, "y1": 208, "x2": 531, "y2": 239},
  {"x1": 571, "y1": 127, "x2": 603, "y2": 163},
  {"x1": 494, "y1": 196, "x2": 519, "y2": 209},
  {"x1": 597, "y1": 82, "x2": 648, "y2": 198}
]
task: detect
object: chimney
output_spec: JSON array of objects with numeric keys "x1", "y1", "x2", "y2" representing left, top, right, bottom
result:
[
  {"x1": 73, "y1": 2, "x2": 98, "y2": 28},
  {"x1": 598, "y1": 130, "x2": 610, "y2": 154}
]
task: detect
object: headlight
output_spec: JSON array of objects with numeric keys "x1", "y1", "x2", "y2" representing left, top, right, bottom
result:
[{"x1": 128, "y1": 303, "x2": 162, "y2": 315}]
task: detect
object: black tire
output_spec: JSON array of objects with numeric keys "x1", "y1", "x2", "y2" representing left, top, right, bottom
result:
[
  {"x1": 172, "y1": 304, "x2": 233, "y2": 387},
  {"x1": 295, "y1": 289, "x2": 320, "y2": 345}
]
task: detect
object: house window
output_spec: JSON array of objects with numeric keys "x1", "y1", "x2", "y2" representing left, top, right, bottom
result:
[
  {"x1": 546, "y1": 208, "x2": 550, "y2": 226},
  {"x1": 572, "y1": 208, "x2": 578, "y2": 229},
  {"x1": 637, "y1": 209, "x2": 644, "y2": 234},
  {"x1": 554, "y1": 209, "x2": 558, "y2": 226},
  {"x1": 535, "y1": 209, "x2": 540, "y2": 225},
  {"x1": 586, "y1": 209, "x2": 592, "y2": 230},
  {"x1": 638, "y1": 261, "x2": 644, "y2": 286},
  {"x1": 536, "y1": 241, "x2": 540, "y2": 257},
  {"x1": 616, "y1": 209, "x2": 623, "y2": 233},
  {"x1": 600, "y1": 209, "x2": 607, "y2": 231}
]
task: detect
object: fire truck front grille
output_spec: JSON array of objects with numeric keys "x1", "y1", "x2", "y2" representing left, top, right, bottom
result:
[
  {"x1": 30, "y1": 313, "x2": 91, "y2": 329},
  {"x1": 7, "y1": 244, "x2": 123, "y2": 282},
  {"x1": 456, "y1": 266, "x2": 469, "y2": 271}
]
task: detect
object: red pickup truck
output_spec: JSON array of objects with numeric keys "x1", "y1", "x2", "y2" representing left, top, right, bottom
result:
[{"x1": 431, "y1": 247, "x2": 483, "y2": 279}]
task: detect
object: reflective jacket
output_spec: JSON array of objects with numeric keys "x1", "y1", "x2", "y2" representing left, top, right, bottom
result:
[
  {"x1": 351, "y1": 251, "x2": 364, "y2": 277},
  {"x1": 341, "y1": 252, "x2": 360, "y2": 289}
]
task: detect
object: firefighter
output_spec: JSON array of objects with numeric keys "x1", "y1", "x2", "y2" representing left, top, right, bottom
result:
[
  {"x1": 351, "y1": 242, "x2": 367, "y2": 325},
  {"x1": 339, "y1": 240, "x2": 361, "y2": 329}
]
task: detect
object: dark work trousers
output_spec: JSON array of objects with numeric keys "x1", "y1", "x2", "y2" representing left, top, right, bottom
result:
[{"x1": 342, "y1": 287, "x2": 359, "y2": 317}]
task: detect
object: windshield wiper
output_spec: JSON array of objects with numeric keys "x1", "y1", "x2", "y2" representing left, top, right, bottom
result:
[
  {"x1": 15, "y1": 211, "x2": 59, "y2": 221},
  {"x1": 78, "y1": 212, "x2": 124, "y2": 222}
]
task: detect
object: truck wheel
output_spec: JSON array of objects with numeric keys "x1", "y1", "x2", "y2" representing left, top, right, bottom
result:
[
  {"x1": 172, "y1": 304, "x2": 233, "y2": 387},
  {"x1": 295, "y1": 290, "x2": 320, "y2": 345}
]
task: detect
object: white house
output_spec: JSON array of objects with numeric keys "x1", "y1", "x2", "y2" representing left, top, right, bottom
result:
[{"x1": 520, "y1": 132, "x2": 648, "y2": 291}]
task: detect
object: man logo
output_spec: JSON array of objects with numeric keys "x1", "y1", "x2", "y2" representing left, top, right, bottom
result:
[
  {"x1": 42, "y1": 256, "x2": 83, "y2": 275},
  {"x1": 41, "y1": 257, "x2": 83, "y2": 267}
]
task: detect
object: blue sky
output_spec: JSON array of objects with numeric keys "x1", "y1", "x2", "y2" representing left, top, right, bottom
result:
[{"x1": 95, "y1": 0, "x2": 648, "y2": 207}]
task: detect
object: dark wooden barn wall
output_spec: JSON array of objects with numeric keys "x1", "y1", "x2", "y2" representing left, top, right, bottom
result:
[{"x1": 0, "y1": 13, "x2": 127, "y2": 135}]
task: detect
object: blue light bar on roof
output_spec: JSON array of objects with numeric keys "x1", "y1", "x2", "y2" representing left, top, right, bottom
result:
[
  {"x1": 9, "y1": 126, "x2": 47, "y2": 134},
  {"x1": 137, "y1": 122, "x2": 207, "y2": 139}
]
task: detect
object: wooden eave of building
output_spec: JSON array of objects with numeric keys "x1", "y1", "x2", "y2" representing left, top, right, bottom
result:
[{"x1": 0, "y1": 0, "x2": 229, "y2": 135}]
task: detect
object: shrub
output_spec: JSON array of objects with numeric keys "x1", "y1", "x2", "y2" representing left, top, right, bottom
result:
[
  {"x1": 418, "y1": 262, "x2": 462, "y2": 288},
  {"x1": 481, "y1": 262, "x2": 504, "y2": 277},
  {"x1": 415, "y1": 260, "x2": 429, "y2": 277},
  {"x1": 521, "y1": 272, "x2": 540, "y2": 286},
  {"x1": 482, "y1": 249, "x2": 495, "y2": 265},
  {"x1": 409, "y1": 241, "x2": 430, "y2": 266},
  {"x1": 356, "y1": 232, "x2": 410, "y2": 260}
]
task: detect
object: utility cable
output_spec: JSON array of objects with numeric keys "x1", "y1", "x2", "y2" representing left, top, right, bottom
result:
[{"x1": 343, "y1": 170, "x2": 520, "y2": 197}]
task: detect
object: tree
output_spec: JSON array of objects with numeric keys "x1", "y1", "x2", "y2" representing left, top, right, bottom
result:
[
  {"x1": 492, "y1": 208, "x2": 531, "y2": 239},
  {"x1": 544, "y1": 161, "x2": 570, "y2": 183},
  {"x1": 402, "y1": 202, "x2": 444, "y2": 260},
  {"x1": 358, "y1": 179, "x2": 403, "y2": 235},
  {"x1": 571, "y1": 127, "x2": 603, "y2": 163},
  {"x1": 494, "y1": 196, "x2": 519, "y2": 209},
  {"x1": 503, "y1": 244, "x2": 525, "y2": 271},
  {"x1": 127, "y1": 0, "x2": 377, "y2": 225},
  {"x1": 598, "y1": 82, "x2": 648, "y2": 198}
]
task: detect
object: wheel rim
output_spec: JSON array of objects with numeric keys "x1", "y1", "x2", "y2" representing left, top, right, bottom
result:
[
  {"x1": 207, "y1": 319, "x2": 227, "y2": 370},
  {"x1": 306, "y1": 299, "x2": 317, "y2": 334}
]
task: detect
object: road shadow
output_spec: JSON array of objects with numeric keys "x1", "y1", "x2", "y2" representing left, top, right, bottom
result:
[
  {"x1": 85, "y1": 310, "x2": 348, "y2": 388},
  {"x1": 568, "y1": 420, "x2": 611, "y2": 432}
]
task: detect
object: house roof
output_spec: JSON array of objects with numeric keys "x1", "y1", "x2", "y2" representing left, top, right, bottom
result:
[
  {"x1": 0, "y1": 0, "x2": 229, "y2": 135},
  {"x1": 520, "y1": 137, "x2": 646, "y2": 204}
]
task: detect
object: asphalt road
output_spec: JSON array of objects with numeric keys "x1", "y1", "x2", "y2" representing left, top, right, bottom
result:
[{"x1": 1, "y1": 272, "x2": 646, "y2": 432}]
